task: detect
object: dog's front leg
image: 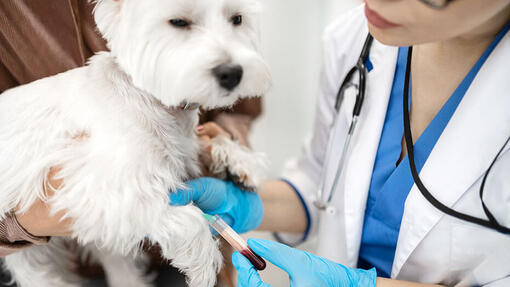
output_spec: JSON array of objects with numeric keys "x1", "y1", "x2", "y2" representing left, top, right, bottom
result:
[
  {"x1": 209, "y1": 135, "x2": 268, "y2": 191},
  {"x1": 149, "y1": 205, "x2": 222, "y2": 287}
]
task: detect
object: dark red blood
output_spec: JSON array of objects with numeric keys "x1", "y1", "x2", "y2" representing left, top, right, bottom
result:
[{"x1": 240, "y1": 248, "x2": 266, "y2": 270}]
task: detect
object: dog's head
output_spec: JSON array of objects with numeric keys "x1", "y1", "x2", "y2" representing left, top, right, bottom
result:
[{"x1": 93, "y1": 0, "x2": 271, "y2": 109}]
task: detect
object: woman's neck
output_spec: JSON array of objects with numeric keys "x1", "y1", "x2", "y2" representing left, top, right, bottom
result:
[
  {"x1": 415, "y1": 5, "x2": 510, "y2": 72},
  {"x1": 401, "y1": 8, "x2": 509, "y2": 155}
]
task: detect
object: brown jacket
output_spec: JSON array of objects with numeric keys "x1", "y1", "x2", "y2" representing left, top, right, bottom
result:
[{"x1": 0, "y1": 0, "x2": 261, "y2": 257}]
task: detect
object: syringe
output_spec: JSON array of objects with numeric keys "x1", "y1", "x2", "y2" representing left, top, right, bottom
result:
[{"x1": 202, "y1": 214, "x2": 266, "y2": 270}]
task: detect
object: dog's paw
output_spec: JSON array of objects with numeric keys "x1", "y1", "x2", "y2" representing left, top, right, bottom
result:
[
  {"x1": 209, "y1": 136, "x2": 268, "y2": 191},
  {"x1": 151, "y1": 206, "x2": 223, "y2": 287}
]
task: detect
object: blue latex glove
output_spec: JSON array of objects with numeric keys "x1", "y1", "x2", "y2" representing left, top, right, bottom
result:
[
  {"x1": 169, "y1": 177, "x2": 263, "y2": 234},
  {"x1": 233, "y1": 239, "x2": 377, "y2": 287}
]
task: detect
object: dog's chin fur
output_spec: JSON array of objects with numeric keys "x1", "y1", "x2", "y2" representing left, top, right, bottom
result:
[{"x1": 0, "y1": 0, "x2": 270, "y2": 286}]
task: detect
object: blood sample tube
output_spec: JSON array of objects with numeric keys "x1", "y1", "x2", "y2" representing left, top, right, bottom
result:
[{"x1": 203, "y1": 214, "x2": 266, "y2": 270}]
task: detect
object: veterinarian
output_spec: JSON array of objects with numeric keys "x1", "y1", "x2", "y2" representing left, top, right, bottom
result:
[{"x1": 171, "y1": 0, "x2": 510, "y2": 286}]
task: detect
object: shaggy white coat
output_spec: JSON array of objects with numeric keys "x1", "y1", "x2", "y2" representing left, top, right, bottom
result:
[{"x1": 0, "y1": 0, "x2": 271, "y2": 286}]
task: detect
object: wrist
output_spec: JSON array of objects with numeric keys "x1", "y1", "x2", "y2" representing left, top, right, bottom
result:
[
  {"x1": 15, "y1": 201, "x2": 72, "y2": 238},
  {"x1": 243, "y1": 192, "x2": 263, "y2": 232},
  {"x1": 3, "y1": 212, "x2": 50, "y2": 244},
  {"x1": 15, "y1": 207, "x2": 48, "y2": 237},
  {"x1": 347, "y1": 267, "x2": 377, "y2": 287},
  {"x1": 258, "y1": 180, "x2": 308, "y2": 233},
  {"x1": 230, "y1": 181, "x2": 263, "y2": 233}
]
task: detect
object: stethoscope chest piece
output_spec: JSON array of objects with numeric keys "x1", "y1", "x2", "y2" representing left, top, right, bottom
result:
[
  {"x1": 313, "y1": 199, "x2": 337, "y2": 215},
  {"x1": 313, "y1": 200, "x2": 327, "y2": 210}
]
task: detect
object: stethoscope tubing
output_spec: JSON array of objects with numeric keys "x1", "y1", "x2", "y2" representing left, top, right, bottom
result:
[
  {"x1": 403, "y1": 47, "x2": 510, "y2": 235},
  {"x1": 328, "y1": 116, "x2": 357, "y2": 203},
  {"x1": 314, "y1": 35, "x2": 373, "y2": 210},
  {"x1": 315, "y1": 32, "x2": 510, "y2": 235}
]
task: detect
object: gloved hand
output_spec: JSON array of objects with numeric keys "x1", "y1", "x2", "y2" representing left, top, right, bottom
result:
[
  {"x1": 169, "y1": 177, "x2": 263, "y2": 234},
  {"x1": 233, "y1": 239, "x2": 377, "y2": 287}
]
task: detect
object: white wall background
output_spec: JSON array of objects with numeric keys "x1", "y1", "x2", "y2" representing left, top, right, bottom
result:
[
  {"x1": 251, "y1": 0, "x2": 361, "y2": 176},
  {"x1": 244, "y1": 1, "x2": 361, "y2": 286}
]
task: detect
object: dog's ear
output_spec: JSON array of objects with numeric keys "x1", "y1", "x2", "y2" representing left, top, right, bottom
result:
[{"x1": 93, "y1": 0, "x2": 122, "y2": 44}]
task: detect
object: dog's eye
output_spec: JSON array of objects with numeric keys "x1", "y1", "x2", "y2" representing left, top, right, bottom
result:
[
  {"x1": 169, "y1": 19, "x2": 190, "y2": 28},
  {"x1": 231, "y1": 15, "x2": 242, "y2": 26}
]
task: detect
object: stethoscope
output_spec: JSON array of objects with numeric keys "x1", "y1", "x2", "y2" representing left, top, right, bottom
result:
[
  {"x1": 313, "y1": 34, "x2": 373, "y2": 214},
  {"x1": 313, "y1": 33, "x2": 510, "y2": 234}
]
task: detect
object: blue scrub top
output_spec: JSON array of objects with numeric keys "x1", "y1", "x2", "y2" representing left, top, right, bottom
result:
[{"x1": 357, "y1": 22, "x2": 510, "y2": 278}]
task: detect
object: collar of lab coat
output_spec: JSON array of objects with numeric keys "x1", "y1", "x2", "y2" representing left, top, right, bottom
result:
[{"x1": 392, "y1": 32, "x2": 510, "y2": 277}]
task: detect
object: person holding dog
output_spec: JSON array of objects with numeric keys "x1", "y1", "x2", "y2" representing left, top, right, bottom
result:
[
  {"x1": 173, "y1": 0, "x2": 510, "y2": 286},
  {"x1": 0, "y1": 1, "x2": 260, "y2": 286}
]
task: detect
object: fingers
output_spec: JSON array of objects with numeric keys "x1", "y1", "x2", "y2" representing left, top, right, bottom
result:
[
  {"x1": 198, "y1": 135, "x2": 213, "y2": 155},
  {"x1": 199, "y1": 135, "x2": 211, "y2": 142},
  {"x1": 169, "y1": 178, "x2": 205, "y2": 206},
  {"x1": 196, "y1": 122, "x2": 232, "y2": 140},
  {"x1": 168, "y1": 189, "x2": 193, "y2": 206},
  {"x1": 169, "y1": 178, "x2": 227, "y2": 212},
  {"x1": 196, "y1": 122, "x2": 231, "y2": 173},
  {"x1": 232, "y1": 252, "x2": 272, "y2": 287},
  {"x1": 247, "y1": 239, "x2": 303, "y2": 274}
]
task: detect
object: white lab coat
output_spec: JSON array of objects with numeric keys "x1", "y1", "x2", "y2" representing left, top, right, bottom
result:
[{"x1": 280, "y1": 6, "x2": 510, "y2": 287}]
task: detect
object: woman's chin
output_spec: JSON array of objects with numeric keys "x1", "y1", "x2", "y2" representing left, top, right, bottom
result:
[
  {"x1": 368, "y1": 25, "x2": 419, "y2": 47},
  {"x1": 369, "y1": 24, "x2": 451, "y2": 47}
]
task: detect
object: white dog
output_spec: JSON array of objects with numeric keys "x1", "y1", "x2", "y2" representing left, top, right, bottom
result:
[{"x1": 0, "y1": 0, "x2": 271, "y2": 286}]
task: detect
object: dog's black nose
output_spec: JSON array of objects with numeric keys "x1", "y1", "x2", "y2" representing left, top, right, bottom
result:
[{"x1": 213, "y1": 64, "x2": 243, "y2": 91}]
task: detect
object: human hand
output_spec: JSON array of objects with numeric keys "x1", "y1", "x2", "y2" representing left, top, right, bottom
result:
[
  {"x1": 196, "y1": 122, "x2": 232, "y2": 142},
  {"x1": 232, "y1": 239, "x2": 377, "y2": 287},
  {"x1": 169, "y1": 177, "x2": 263, "y2": 234},
  {"x1": 195, "y1": 122, "x2": 233, "y2": 173},
  {"x1": 15, "y1": 167, "x2": 72, "y2": 237}
]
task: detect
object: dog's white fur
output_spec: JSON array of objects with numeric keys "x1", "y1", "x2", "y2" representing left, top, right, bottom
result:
[
  {"x1": 0, "y1": 0, "x2": 271, "y2": 286},
  {"x1": 209, "y1": 136, "x2": 268, "y2": 190}
]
